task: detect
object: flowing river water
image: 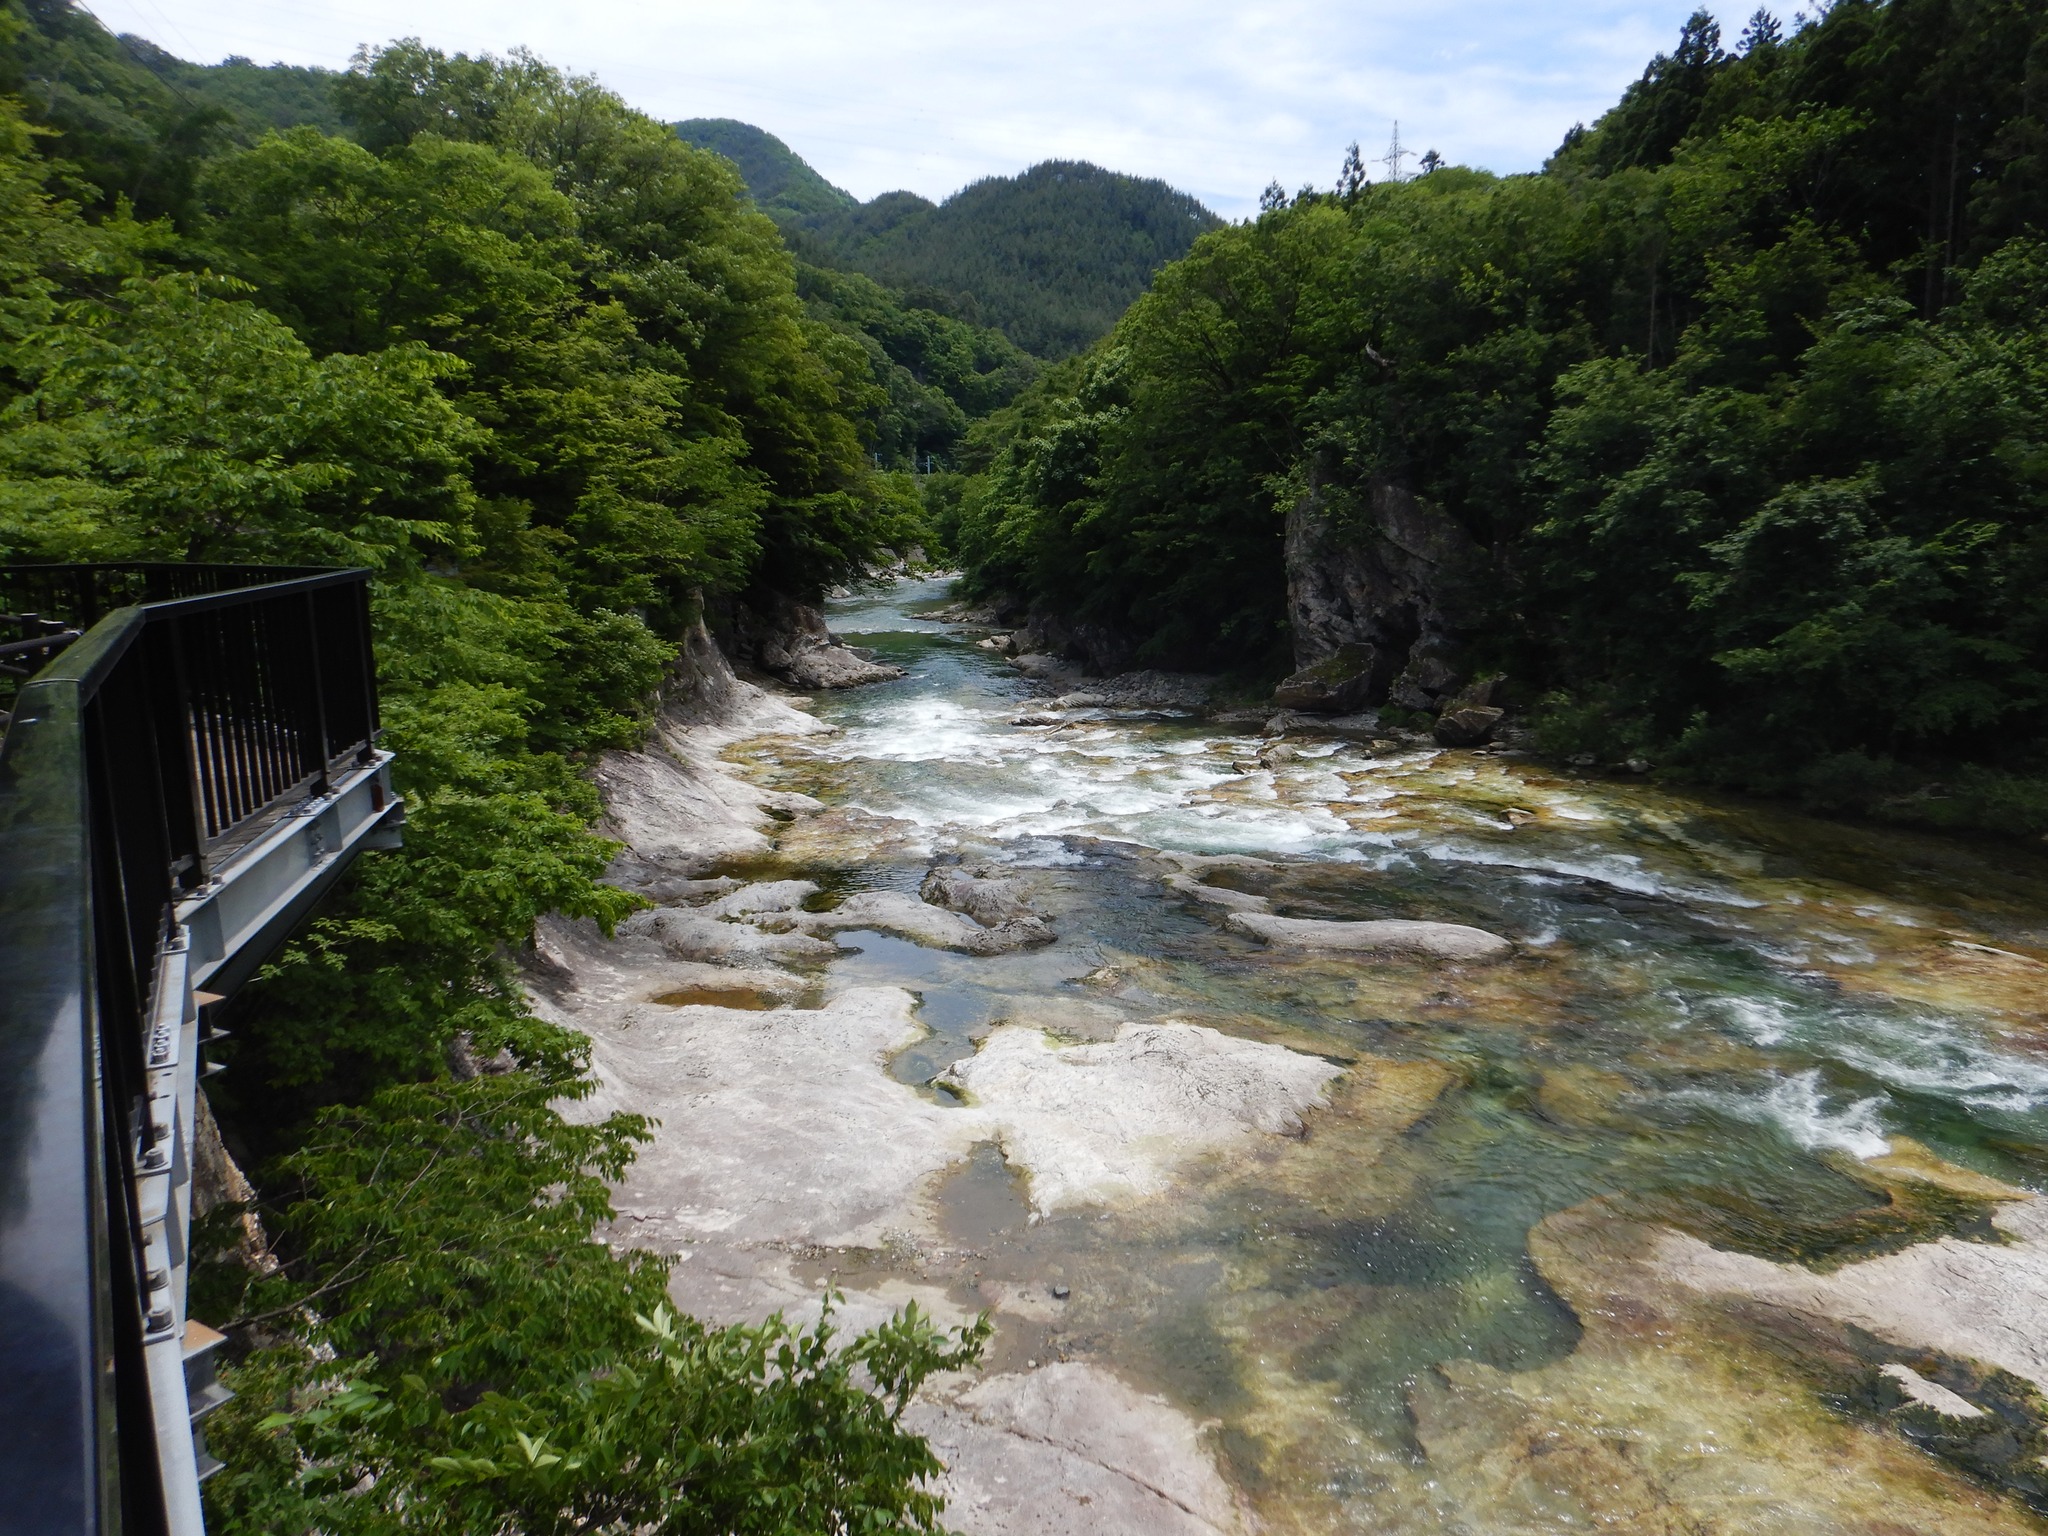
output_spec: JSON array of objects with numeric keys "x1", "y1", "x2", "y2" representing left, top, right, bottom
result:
[{"x1": 714, "y1": 576, "x2": 2048, "y2": 1532}]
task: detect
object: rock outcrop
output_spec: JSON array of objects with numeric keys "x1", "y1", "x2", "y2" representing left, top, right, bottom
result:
[
  {"x1": 1047, "y1": 670, "x2": 1215, "y2": 712},
  {"x1": 1005, "y1": 607, "x2": 1139, "y2": 676},
  {"x1": 1272, "y1": 644, "x2": 1377, "y2": 714},
  {"x1": 1283, "y1": 472, "x2": 1487, "y2": 713},
  {"x1": 919, "y1": 865, "x2": 1039, "y2": 927},
  {"x1": 798, "y1": 890, "x2": 1055, "y2": 954},
  {"x1": 594, "y1": 620, "x2": 829, "y2": 879},
  {"x1": 1433, "y1": 703, "x2": 1504, "y2": 747},
  {"x1": 725, "y1": 590, "x2": 904, "y2": 688},
  {"x1": 938, "y1": 1022, "x2": 1343, "y2": 1213},
  {"x1": 908, "y1": 1363, "x2": 1255, "y2": 1535}
]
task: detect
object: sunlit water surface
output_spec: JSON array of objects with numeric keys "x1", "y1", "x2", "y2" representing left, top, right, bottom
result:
[{"x1": 726, "y1": 577, "x2": 2048, "y2": 1530}]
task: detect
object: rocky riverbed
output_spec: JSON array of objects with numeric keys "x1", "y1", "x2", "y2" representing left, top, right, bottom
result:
[{"x1": 532, "y1": 577, "x2": 2048, "y2": 1534}]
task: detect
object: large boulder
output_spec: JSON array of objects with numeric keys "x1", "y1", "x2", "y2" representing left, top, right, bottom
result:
[
  {"x1": 1273, "y1": 643, "x2": 1377, "y2": 714},
  {"x1": 1433, "y1": 704, "x2": 1504, "y2": 747},
  {"x1": 919, "y1": 865, "x2": 1039, "y2": 927},
  {"x1": 725, "y1": 590, "x2": 904, "y2": 689},
  {"x1": 781, "y1": 643, "x2": 901, "y2": 689},
  {"x1": 799, "y1": 890, "x2": 1054, "y2": 954}
]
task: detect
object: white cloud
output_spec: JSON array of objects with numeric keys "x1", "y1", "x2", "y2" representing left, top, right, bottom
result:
[{"x1": 84, "y1": 0, "x2": 1756, "y2": 218}]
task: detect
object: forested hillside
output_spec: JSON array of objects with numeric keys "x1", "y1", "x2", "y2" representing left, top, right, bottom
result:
[
  {"x1": 955, "y1": 1, "x2": 2048, "y2": 835},
  {"x1": 677, "y1": 124, "x2": 1223, "y2": 358},
  {"x1": 674, "y1": 116, "x2": 856, "y2": 224},
  {"x1": 1, "y1": 4, "x2": 983, "y2": 1529}
]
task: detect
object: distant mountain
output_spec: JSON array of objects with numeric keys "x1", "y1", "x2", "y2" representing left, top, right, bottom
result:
[
  {"x1": 123, "y1": 37, "x2": 348, "y2": 138},
  {"x1": 673, "y1": 118, "x2": 857, "y2": 225},
  {"x1": 2, "y1": 3, "x2": 348, "y2": 218},
  {"x1": 675, "y1": 123, "x2": 1222, "y2": 358}
]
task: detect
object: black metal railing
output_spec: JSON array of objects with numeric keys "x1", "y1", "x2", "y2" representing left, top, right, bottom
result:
[{"x1": 0, "y1": 566, "x2": 381, "y2": 1535}]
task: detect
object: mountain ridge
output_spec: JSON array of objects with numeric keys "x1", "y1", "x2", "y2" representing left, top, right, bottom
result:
[{"x1": 674, "y1": 120, "x2": 1221, "y2": 357}]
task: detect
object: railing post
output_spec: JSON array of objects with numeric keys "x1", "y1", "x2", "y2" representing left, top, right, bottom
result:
[
  {"x1": 301, "y1": 593, "x2": 332, "y2": 791},
  {"x1": 159, "y1": 621, "x2": 211, "y2": 891}
]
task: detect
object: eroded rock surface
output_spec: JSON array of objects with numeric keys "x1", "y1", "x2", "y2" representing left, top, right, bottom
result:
[
  {"x1": 1426, "y1": 1191, "x2": 2048, "y2": 1535},
  {"x1": 909, "y1": 1364, "x2": 1252, "y2": 1536},
  {"x1": 571, "y1": 986, "x2": 978, "y2": 1248},
  {"x1": 940, "y1": 1022, "x2": 1342, "y2": 1214},
  {"x1": 595, "y1": 620, "x2": 827, "y2": 875},
  {"x1": 619, "y1": 904, "x2": 839, "y2": 966},
  {"x1": 1655, "y1": 1178, "x2": 2048, "y2": 1395},
  {"x1": 799, "y1": 890, "x2": 1055, "y2": 954},
  {"x1": 920, "y1": 866, "x2": 1040, "y2": 927},
  {"x1": 1226, "y1": 911, "x2": 1511, "y2": 960}
]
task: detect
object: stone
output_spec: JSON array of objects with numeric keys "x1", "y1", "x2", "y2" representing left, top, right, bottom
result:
[
  {"x1": 938, "y1": 1022, "x2": 1342, "y2": 1214},
  {"x1": 728, "y1": 590, "x2": 905, "y2": 689},
  {"x1": 698, "y1": 879, "x2": 819, "y2": 919},
  {"x1": 1433, "y1": 704, "x2": 1504, "y2": 747},
  {"x1": 771, "y1": 806, "x2": 928, "y2": 868},
  {"x1": 1879, "y1": 1362, "x2": 1986, "y2": 1419},
  {"x1": 1387, "y1": 632, "x2": 1465, "y2": 712},
  {"x1": 1225, "y1": 911, "x2": 1512, "y2": 960},
  {"x1": 1162, "y1": 873, "x2": 1272, "y2": 914},
  {"x1": 619, "y1": 905, "x2": 838, "y2": 966},
  {"x1": 1272, "y1": 643, "x2": 1377, "y2": 714},
  {"x1": 1384, "y1": 1194, "x2": 2045, "y2": 1536},
  {"x1": 594, "y1": 621, "x2": 828, "y2": 875},
  {"x1": 569, "y1": 986, "x2": 980, "y2": 1248},
  {"x1": 1654, "y1": 1179, "x2": 2048, "y2": 1395},
  {"x1": 1446, "y1": 673, "x2": 1504, "y2": 710},
  {"x1": 799, "y1": 890, "x2": 1055, "y2": 953},
  {"x1": 907, "y1": 1364, "x2": 1253, "y2": 1536},
  {"x1": 918, "y1": 866, "x2": 1040, "y2": 928},
  {"x1": 782, "y1": 643, "x2": 904, "y2": 689}
]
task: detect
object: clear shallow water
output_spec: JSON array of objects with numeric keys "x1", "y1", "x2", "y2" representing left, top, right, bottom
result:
[{"x1": 743, "y1": 578, "x2": 2048, "y2": 1527}]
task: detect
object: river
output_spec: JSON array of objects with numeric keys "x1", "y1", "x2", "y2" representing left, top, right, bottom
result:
[{"x1": 713, "y1": 575, "x2": 2048, "y2": 1532}]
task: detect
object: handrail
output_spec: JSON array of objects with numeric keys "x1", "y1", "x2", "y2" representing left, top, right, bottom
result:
[{"x1": 0, "y1": 565, "x2": 393, "y2": 1536}]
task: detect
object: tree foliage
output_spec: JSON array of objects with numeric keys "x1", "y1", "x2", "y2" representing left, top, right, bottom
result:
[
  {"x1": 955, "y1": 0, "x2": 2048, "y2": 830},
  {"x1": 0, "y1": 7, "x2": 984, "y2": 1527}
]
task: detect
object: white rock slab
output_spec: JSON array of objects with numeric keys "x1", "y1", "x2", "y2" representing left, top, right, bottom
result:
[
  {"x1": 941, "y1": 1022, "x2": 1342, "y2": 1214},
  {"x1": 574, "y1": 986, "x2": 980, "y2": 1247},
  {"x1": 1880, "y1": 1363, "x2": 1985, "y2": 1419},
  {"x1": 910, "y1": 1363, "x2": 1251, "y2": 1536},
  {"x1": 1658, "y1": 1194, "x2": 2048, "y2": 1394},
  {"x1": 800, "y1": 890, "x2": 1053, "y2": 954},
  {"x1": 1227, "y1": 911, "x2": 1511, "y2": 959}
]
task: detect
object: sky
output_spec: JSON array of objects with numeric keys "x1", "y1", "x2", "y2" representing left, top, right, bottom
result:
[{"x1": 83, "y1": 0, "x2": 1777, "y2": 219}]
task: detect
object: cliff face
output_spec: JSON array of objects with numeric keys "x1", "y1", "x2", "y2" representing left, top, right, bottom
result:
[
  {"x1": 1282, "y1": 475, "x2": 1486, "y2": 712},
  {"x1": 714, "y1": 592, "x2": 905, "y2": 689}
]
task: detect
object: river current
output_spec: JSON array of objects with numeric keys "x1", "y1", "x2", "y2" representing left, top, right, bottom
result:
[{"x1": 725, "y1": 576, "x2": 2048, "y2": 1531}]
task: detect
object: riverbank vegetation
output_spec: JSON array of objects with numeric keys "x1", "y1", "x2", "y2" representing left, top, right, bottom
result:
[
  {"x1": 1, "y1": 4, "x2": 984, "y2": 1528},
  {"x1": 950, "y1": 1, "x2": 2048, "y2": 834}
]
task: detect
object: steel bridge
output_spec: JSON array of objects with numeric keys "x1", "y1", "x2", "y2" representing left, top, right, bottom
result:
[{"x1": 0, "y1": 566, "x2": 403, "y2": 1536}]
